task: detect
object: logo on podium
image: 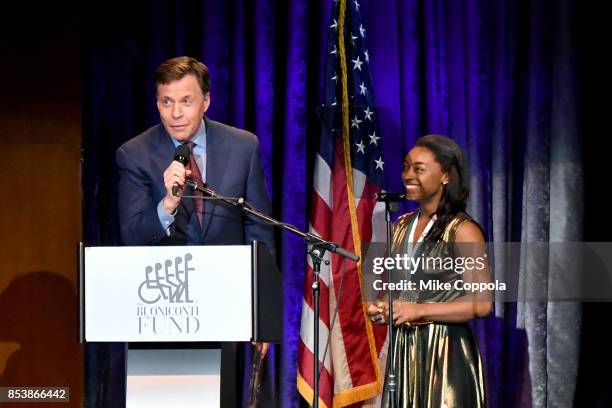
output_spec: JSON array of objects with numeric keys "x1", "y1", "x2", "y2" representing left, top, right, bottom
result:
[
  {"x1": 138, "y1": 253, "x2": 194, "y2": 304},
  {"x1": 135, "y1": 253, "x2": 200, "y2": 335}
]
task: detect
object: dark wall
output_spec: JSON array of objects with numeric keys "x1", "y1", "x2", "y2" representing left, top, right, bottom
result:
[
  {"x1": 0, "y1": 3, "x2": 83, "y2": 407},
  {"x1": 574, "y1": 1, "x2": 612, "y2": 406}
]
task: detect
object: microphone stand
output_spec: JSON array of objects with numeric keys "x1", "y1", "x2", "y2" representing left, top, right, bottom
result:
[
  {"x1": 374, "y1": 192, "x2": 404, "y2": 408},
  {"x1": 383, "y1": 199, "x2": 397, "y2": 408},
  {"x1": 186, "y1": 182, "x2": 358, "y2": 408}
]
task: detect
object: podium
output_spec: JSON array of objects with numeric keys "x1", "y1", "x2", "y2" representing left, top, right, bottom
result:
[{"x1": 79, "y1": 241, "x2": 281, "y2": 407}]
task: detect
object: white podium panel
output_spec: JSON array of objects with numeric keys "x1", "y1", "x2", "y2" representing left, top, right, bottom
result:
[
  {"x1": 126, "y1": 349, "x2": 221, "y2": 408},
  {"x1": 84, "y1": 245, "x2": 252, "y2": 342}
]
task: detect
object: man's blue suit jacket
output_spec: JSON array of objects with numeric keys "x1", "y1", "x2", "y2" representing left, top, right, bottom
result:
[{"x1": 116, "y1": 117, "x2": 274, "y2": 251}]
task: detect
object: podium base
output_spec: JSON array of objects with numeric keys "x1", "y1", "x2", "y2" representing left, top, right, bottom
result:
[{"x1": 126, "y1": 348, "x2": 221, "y2": 408}]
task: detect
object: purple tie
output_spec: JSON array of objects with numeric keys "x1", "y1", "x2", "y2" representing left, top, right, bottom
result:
[{"x1": 185, "y1": 141, "x2": 204, "y2": 227}]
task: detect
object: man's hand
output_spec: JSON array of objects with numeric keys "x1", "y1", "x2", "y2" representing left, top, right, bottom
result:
[
  {"x1": 162, "y1": 161, "x2": 192, "y2": 214},
  {"x1": 251, "y1": 341, "x2": 269, "y2": 359}
]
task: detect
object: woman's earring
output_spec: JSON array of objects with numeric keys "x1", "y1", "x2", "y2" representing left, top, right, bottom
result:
[{"x1": 443, "y1": 180, "x2": 448, "y2": 185}]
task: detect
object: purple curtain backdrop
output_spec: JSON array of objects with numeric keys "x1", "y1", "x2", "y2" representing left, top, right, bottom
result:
[{"x1": 82, "y1": 0, "x2": 582, "y2": 407}]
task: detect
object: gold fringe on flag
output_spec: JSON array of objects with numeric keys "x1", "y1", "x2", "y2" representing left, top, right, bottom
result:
[{"x1": 335, "y1": 0, "x2": 383, "y2": 406}]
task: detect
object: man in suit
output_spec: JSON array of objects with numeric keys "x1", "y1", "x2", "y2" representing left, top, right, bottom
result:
[
  {"x1": 115, "y1": 56, "x2": 275, "y2": 406},
  {"x1": 116, "y1": 56, "x2": 274, "y2": 251}
]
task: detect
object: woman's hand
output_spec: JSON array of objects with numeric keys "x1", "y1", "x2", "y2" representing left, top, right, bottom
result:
[
  {"x1": 366, "y1": 301, "x2": 388, "y2": 325},
  {"x1": 387, "y1": 301, "x2": 424, "y2": 326}
]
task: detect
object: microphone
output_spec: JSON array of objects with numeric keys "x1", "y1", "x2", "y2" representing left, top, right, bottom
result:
[
  {"x1": 375, "y1": 192, "x2": 406, "y2": 202},
  {"x1": 172, "y1": 143, "x2": 191, "y2": 196}
]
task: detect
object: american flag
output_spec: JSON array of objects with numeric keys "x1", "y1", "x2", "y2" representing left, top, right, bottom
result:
[{"x1": 297, "y1": 0, "x2": 388, "y2": 406}]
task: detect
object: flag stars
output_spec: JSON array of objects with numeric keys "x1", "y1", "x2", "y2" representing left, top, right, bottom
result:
[
  {"x1": 355, "y1": 140, "x2": 366, "y2": 154},
  {"x1": 330, "y1": 45, "x2": 337, "y2": 55},
  {"x1": 352, "y1": 56, "x2": 363, "y2": 71},
  {"x1": 331, "y1": 74, "x2": 338, "y2": 83},
  {"x1": 359, "y1": 24, "x2": 366, "y2": 38},
  {"x1": 369, "y1": 132, "x2": 380, "y2": 145},
  {"x1": 359, "y1": 82, "x2": 367, "y2": 95},
  {"x1": 351, "y1": 33, "x2": 358, "y2": 46},
  {"x1": 353, "y1": 0, "x2": 360, "y2": 11},
  {"x1": 375, "y1": 157, "x2": 384, "y2": 170},
  {"x1": 363, "y1": 106, "x2": 373, "y2": 120},
  {"x1": 364, "y1": 49, "x2": 369, "y2": 63},
  {"x1": 330, "y1": 19, "x2": 338, "y2": 31},
  {"x1": 351, "y1": 115, "x2": 363, "y2": 130}
]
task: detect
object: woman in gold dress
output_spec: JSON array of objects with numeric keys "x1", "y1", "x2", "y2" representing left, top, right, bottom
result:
[{"x1": 368, "y1": 135, "x2": 491, "y2": 407}]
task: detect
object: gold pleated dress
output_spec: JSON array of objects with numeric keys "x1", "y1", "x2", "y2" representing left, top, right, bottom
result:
[{"x1": 381, "y1": 212, "x2": 487, "y2": 408}]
